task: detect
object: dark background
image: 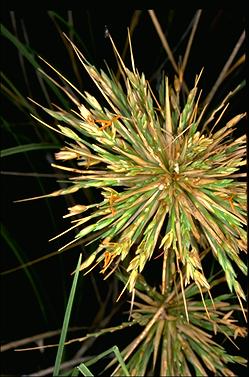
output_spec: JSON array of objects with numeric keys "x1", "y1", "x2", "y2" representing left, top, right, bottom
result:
[{"x1": 1, "y1": 8, "x2": 247, "y2": 376}]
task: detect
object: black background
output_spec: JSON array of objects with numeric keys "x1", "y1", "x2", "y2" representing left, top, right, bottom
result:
[{"x1": 1, "y1": 7, "x2": 248, "y2": 376}]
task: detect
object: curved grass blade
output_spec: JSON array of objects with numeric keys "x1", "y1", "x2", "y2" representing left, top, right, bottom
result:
[{"x1": 1, "y1": 143, "x2": 60, "y2": 158}]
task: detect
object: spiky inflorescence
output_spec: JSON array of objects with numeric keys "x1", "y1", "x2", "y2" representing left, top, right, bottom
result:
[
  {"x1": 104, "y1": 270, "x2": 247, "y2": 376},
  {"x1": 32, "y1": 36, "x2": 247, "y2": 303}
]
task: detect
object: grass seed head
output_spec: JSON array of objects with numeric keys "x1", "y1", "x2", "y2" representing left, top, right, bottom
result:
[
  {"x1": 107, "y1": 272, "x2": 247, "y2": 376},
  {"x1": 36, "y1": 36, "x2": 246, "y2": 299}
]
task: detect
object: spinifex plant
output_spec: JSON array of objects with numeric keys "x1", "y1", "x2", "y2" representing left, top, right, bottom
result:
[{"x1": 18, "y1": 29, "x2": 247, "y2": 375}]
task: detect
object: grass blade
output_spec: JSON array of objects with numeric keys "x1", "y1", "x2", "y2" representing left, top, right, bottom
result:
[
  {"x1": 53, "y1": 253, "x2": 82, "y2": 376},
  {"x1": 1, "y1": 143, "x2": 60, "y2": 158},
  {"x1": 77, "y1": 364, "x2": 94, "y2": 376}
]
